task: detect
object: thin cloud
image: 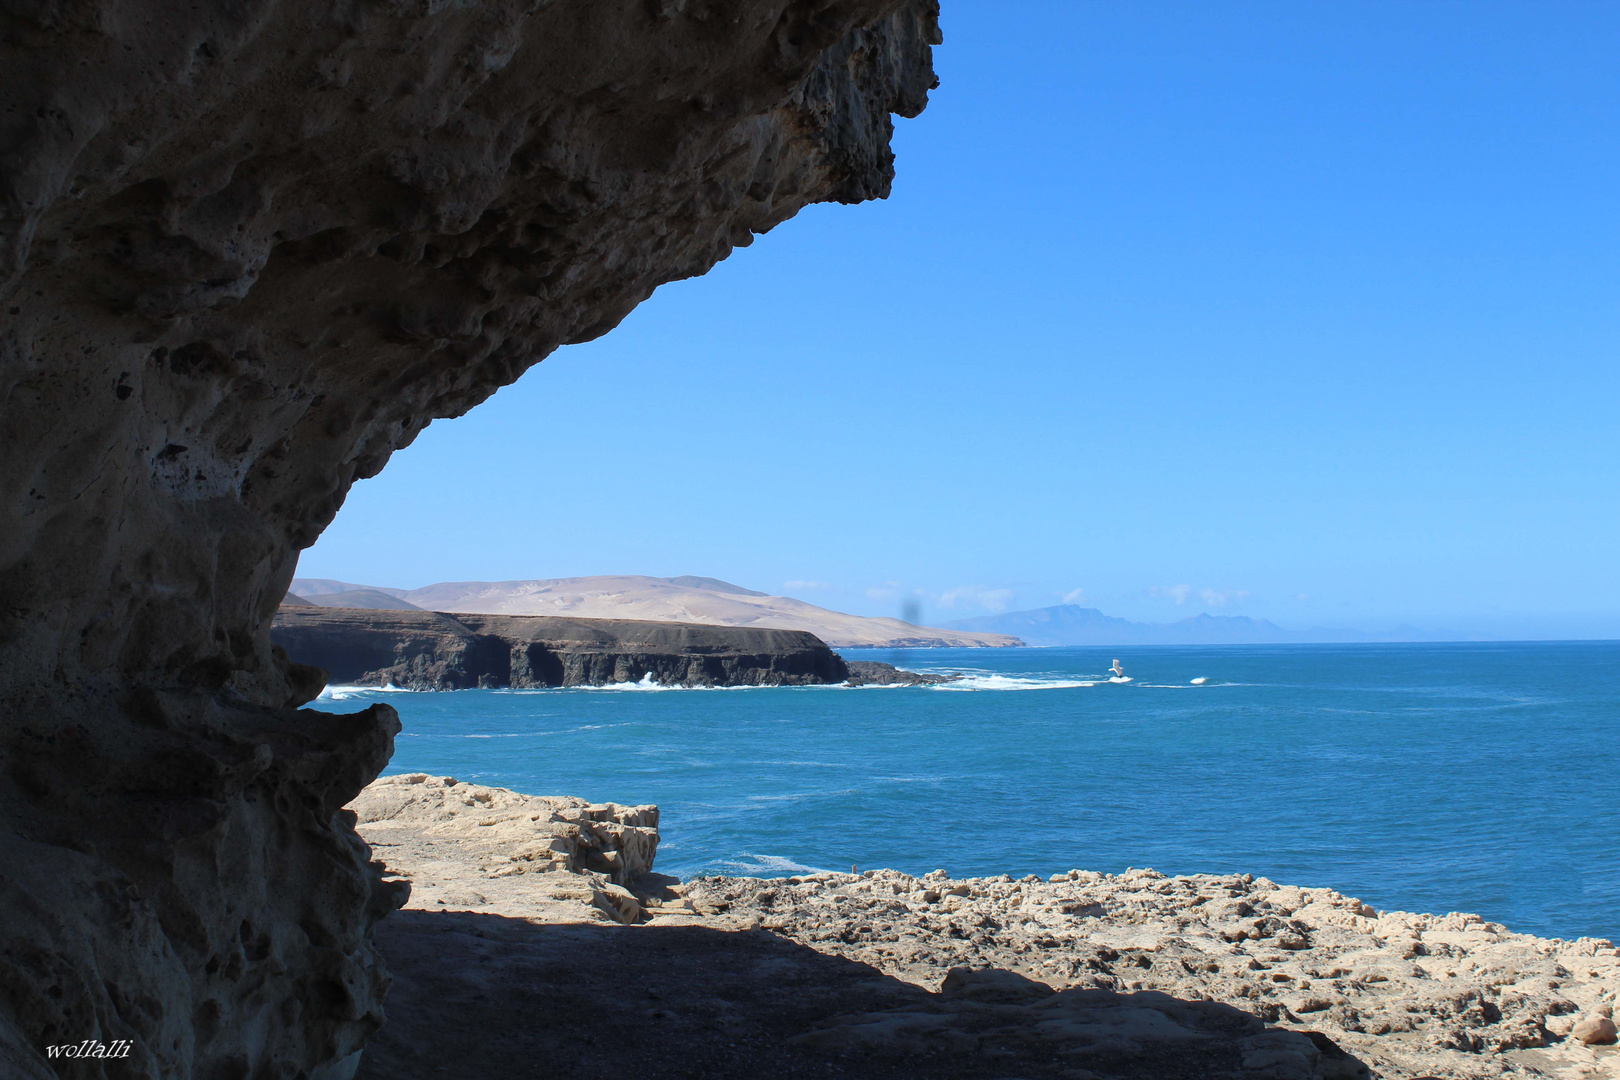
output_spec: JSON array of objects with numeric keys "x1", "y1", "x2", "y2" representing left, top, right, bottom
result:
[
  {"x1": 1061, "y1": 587, "x2": 1087, "y2": 605},
  {"x1": 1198, "y1": 588, "x2": 1250, "y2": 608},
  {"x1": 783, "y1": 580, "x2": 833, "y2": 592},
  {"x1": 865, "y1": 582, "x2": 902, "y2": 604},
  {"x1": 1150, "y1": 584, "x2": 1193, "y2": 605},
  {"x1": 937, "y1": 586, "x2": 1015, "y2": 612}
]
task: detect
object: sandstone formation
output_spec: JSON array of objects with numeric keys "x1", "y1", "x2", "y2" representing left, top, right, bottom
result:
[
  {"x1": 343, "y1": 774, "x2": 1620, "y2": 1079},
  {"x1": 273, "y1": 605, "x2": 851, "y2": 688},
  {"x1": 346, "y1": 775, "x2": 1370, "y2": 1079},
  {"x1": 299, "y1": 574, "x2": 1026, "y2": 647},
  {"x1": 696, "y1": 870, "x2": 1620, "y2": 1079},
  {"x1": 350, "y1": 774, "x2": 665, "y2": 925},
  {"x1": 0, "y1": 3, "x2": 938, "y2": 1075},
  {"x1": 348, "y1": 774, "x2": 1614, "y2": 1079}
]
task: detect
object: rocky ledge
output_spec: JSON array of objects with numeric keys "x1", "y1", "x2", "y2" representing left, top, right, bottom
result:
[
  {"x1": 350, "y1": 774, "x2": 669, "y2": 925},
  {"x1": 845, "y1": 659, "x2": 958, "y2": 686},
  {"x1": 695, "y1": 871, "x2": 1620, "y2": 1080},
  {"x1": 346, "y1": 775, "x2": 1620, "y2": 1080},
  {"x1": 273, "y1": 605, "x2": 850, "y2": 688}
]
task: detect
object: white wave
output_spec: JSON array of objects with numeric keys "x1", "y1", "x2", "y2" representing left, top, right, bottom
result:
[
  {"x1": 572, "y1": 676, "x2": 799, "y2": 692},
  {"x1": 1107, "y1": 675, "x2": 1133, "y2": 684},
  {"x1": 319, "y1": 683, "x2": 415, "y2": 700},
  {"x1": 594, "y1": 673, "x2": 676, "y2": 691},
  {"x1": 715, "y1": 852, "x2": 832, "y2": 875},
  {"x1": 932, "y1": 674, "x2": 1097, "y2": 692}
]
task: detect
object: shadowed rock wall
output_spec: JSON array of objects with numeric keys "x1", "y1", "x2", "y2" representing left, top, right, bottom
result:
[{"x1": 0, "y1": 1, "x2": 937, "y2": 1075}]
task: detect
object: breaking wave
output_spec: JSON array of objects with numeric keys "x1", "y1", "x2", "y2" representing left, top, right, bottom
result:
[
  {"x1": 320, "y1": 684, "x2": 416, "y2": 700},
  {"x1": 931, "y1": 674, "x2": 1098, "y2": 691},
  {"x1": 710, "y1": 852, "x2": 834, "y2": 876}
]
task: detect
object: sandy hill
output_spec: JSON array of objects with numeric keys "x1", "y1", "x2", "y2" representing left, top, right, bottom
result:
[
  {"x1": 288, "y1": 575, "x2": 1022, "y2": 649},
  {"x1": 305, "y1": 588, "x2": 424, "y2": 611}
]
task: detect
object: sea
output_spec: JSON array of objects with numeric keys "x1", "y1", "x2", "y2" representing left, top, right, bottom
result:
[{"x1": 317, "y1": 641, "x2": 1619, "y2": 943}]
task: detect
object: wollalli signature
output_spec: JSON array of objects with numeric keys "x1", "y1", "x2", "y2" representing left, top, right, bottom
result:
[{"x1": 46, "y1": 1039, "x2": 133, "y2": 1060}]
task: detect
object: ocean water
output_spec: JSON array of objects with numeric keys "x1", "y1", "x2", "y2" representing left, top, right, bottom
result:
[{"x1": 317, "y1": 642, "x2": 1620, "y2": 942}]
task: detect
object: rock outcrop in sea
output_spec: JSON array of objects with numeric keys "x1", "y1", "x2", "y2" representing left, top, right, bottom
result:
[{"x1": 0, "y1": 4, "x2": 938, "y2": 1075}]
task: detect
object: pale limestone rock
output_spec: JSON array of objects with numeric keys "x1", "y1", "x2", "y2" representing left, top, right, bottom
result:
[
  {"x1": 350, "y1": 774, "x2": 660, "y2": 919},
  {"x1": 341, "y1": 774, "x2": 1619, "y2": 1079},
  {"x1": 1571, "y1": 1014, "x2": 1618, "y2": 1045},
  {"x1": 695, "y1": 867, "x2": 1620, "y2": 1079}
]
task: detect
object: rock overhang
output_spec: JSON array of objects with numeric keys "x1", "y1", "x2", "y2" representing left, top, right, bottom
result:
[{"x1": 0, "y1": 3, "x2": 938, "y2": 1076}]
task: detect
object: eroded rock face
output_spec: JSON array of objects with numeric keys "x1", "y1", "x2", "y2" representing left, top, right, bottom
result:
[
  {"x1": 350, "y1": 774, "x2": 664, "y2": 923},
  {"x1": 1, "y1": 0, "x2": 937, "y2": 699},
  {"x1": 0, "y1": 2, "x2": 937, "y2": 1075}
]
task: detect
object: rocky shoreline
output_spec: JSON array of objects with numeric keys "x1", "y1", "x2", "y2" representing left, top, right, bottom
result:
[{"x1": 349, "y1": 776, "x2": 1618, "y2": 1079}]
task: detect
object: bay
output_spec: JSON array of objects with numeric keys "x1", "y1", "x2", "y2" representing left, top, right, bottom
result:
[{"x1": 317, "y1": 641, "x2": 1619, "y2": 941}]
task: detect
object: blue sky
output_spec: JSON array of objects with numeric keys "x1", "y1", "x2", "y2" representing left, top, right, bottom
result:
[{"x1": 302, "y1": 1, "x2": 1620, "y2": 637}]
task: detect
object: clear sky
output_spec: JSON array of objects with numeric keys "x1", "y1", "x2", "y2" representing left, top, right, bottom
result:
[{"x1": 301, "y1": 1, "x2": 1620, "y2": 638}]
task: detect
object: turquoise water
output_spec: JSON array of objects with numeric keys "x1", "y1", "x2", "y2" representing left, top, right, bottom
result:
[{"x1": 318, "y1": 642, "x2": 1619, "y2": 941}]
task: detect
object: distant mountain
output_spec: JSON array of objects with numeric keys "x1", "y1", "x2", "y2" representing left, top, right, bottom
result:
[
  {"x1": 303, "y1": 588, "x2": 423, "y2": 611},
  {"x1": 941, "y1": 604, "x2": 1295, "y2": 647},
  {"x1": 291, "y1": 578, "x2": 410, "y2": 599},
  {"x1": 288, "y1": 575, "x2": 1022, "y2": 649}
]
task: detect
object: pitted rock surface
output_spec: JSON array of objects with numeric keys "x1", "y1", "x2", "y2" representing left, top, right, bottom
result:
[
  {"x1": 1, "y1": 0, "x2": 938, "y2": 700},
  {"x1": 351, "y1": 774, "x2": 665, "y2": 924},
  {"x1": 347, "y1": 778, "x2": 1620, "y2": 1078},
  {"x1": 0, "y1": 4, "x2": 937, "y2": 1076},
  {"x1": 348, "y1": 779, "x2": 1374, "y2": 1080},
  {"x1": 693, "y1": 868, "x2": 1620, "y2": 1079}
]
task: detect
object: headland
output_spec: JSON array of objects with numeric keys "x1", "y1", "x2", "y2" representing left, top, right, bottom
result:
[{"x1": 273, "y1": 605, "x2": 954, "y2": 689}]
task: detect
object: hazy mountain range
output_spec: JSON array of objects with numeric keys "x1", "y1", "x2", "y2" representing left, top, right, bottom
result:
[
  {"x1": 286, "y1": 575, "x2": 1022, "y2": 649},
  {"x1": 941, "y1": 604, "x2": 1436, "y2": 646},
  {"x1": 286, "y1": 577, "x2": 1444, "y2": 648}
]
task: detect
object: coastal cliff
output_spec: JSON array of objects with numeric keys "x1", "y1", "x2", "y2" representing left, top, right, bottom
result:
[
  {"x1": 0, "y1": 4, "x2": 938, "y2": 1076},
  {"x1": 273, "y1": 606, "x2": 851, "y2": 688}
]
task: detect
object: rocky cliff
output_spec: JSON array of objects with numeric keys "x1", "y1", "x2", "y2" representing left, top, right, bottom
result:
[
  {"x1": 0, "y1": 3, "x2": 937, "y2": 1076},
  {"x1": 273, "y1": 606, "x2": 850, "y2": 688}
]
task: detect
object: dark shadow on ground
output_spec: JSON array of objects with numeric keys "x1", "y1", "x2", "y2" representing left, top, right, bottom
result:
[{"x1": 356, "y1": 910, "x2": 1368, "y2": 1080}]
